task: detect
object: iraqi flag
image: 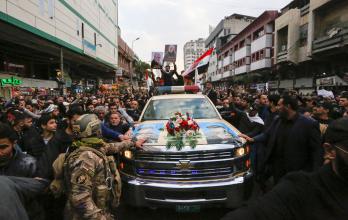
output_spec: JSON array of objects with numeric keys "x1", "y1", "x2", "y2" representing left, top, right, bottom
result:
[{"x1": 183, "y1": 48, "x2": 214, "y2": 77}]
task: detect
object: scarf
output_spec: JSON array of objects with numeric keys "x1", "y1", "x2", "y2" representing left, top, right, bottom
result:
[{"x1": 247, "y1": 113, "x2": 265, "y2": 125}]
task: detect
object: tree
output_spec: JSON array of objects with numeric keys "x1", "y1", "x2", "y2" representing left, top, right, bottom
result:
[{"x1": 134, "y1": 60, "x2": 150, "y2": 81}]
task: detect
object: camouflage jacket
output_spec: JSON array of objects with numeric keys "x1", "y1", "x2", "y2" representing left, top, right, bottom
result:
[{"x1": 64, "y1": 140, "x2": 134, "y2": 220}]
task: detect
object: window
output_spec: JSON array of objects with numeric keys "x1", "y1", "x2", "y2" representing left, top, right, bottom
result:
[
  {"x1": 299, "y1": 23, "x2": 308, "y2": 47},
  {"x1": 81, "y1": 23, "x2": 84, "y2": 38},
  {"x1": 239, "y1": 40, "x2": 245, "y2": 48},
  {"x1": 260, "y1": 49, "x2": 264, "y2": 59},
  {"x1": 253, "y1": 27, "x2": 265, "y2": 40}
]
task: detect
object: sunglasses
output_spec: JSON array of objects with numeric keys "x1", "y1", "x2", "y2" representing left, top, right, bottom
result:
[{"x1": 334, "y1": 145, "x2": 348, "y2": 154}]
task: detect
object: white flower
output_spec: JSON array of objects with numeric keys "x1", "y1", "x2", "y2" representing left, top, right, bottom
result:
[
  {"x1": 174, "y1": 122, "x2": 180, "y2": 128},
  {"x1": 176, "y1": 119, "x2": 183, "y2": 124},
  {"x1": 186, "y1": 130, "x2": 194, "y2": 136},
  {"x1": 188, "y1": 120, "x2": 193, "y2": 126}
]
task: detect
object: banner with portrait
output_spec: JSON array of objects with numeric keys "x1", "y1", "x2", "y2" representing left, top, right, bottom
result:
[
  {"x1": 151, "y1": 52, "x2": 163, "y2": 69},
  {"x1": 163, "y1": 44, "x2": 177, "y2": 63}
]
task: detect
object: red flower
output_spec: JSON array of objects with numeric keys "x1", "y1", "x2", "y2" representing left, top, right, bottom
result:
[{"x1": 180, "y1": 120, "x2": 188, "y2": 129}]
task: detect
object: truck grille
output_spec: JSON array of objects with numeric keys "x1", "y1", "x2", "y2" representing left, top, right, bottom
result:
[
  {"x1": 136, "y1": 149, "x2": 234, "y2": 162},
  {"x1": 134, "y1": 149, "x2": 248, "y2": 180}
]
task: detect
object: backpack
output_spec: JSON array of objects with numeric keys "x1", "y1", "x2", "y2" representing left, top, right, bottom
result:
[{"x1": 50, "y1": 146, "x2": 122, "y2": 208}]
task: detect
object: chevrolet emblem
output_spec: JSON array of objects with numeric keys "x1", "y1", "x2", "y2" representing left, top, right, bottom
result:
[{"x1": 176, "y1": 160, "x2": 193, "y2": 170}]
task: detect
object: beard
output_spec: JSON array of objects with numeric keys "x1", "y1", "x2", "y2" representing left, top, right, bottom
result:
[
  {"x1": 336, "y1": 153, "x2": 348, "y2": 182},
  {"x1": 0, "y1": 154, "x2": 12, "y2": 167},
  {"x1": 279, "y1": 110, "x2": 289, "y2": 120}
]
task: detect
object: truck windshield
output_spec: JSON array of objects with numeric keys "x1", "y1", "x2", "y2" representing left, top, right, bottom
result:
[{"x1": 142, "y1": 98, "x2": 220, "y2": 121}]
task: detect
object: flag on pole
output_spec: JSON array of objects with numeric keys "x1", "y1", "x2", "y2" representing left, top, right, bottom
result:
[{"x1": 183, "y1": 48, "x2": 214, "y2": 77}]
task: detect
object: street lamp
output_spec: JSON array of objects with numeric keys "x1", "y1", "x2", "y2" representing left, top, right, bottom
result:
[{"x1": 131, "y1": 37, "x2": 140, "y2": 90}]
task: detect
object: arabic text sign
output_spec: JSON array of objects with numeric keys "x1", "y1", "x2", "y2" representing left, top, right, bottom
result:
[{"x1": 1, "y1": 76, "x2": 23, "y2": 87}]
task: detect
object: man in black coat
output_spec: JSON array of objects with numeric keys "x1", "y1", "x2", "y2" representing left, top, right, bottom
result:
[
  {"x1": 203, "y1": 81, "x2": 218, "y2": 105},
  {"x1": 0, "y1": 176, "x2": 48, "y2": 220},
  {"x1": 0, "y1": 123, "x2": 38, "y2": 178},
  {"x1": 241, "y1": 95, "x2": 322, "y2": 183},
  {"x1": 222, "y1": 117, "x2": 348, "y2": 220}
]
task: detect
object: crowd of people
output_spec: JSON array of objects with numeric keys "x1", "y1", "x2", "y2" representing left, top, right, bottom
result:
[
  {"x1": 0, "y1": 90, "x2": 149, "y2": 220},
  {"x1": 203, "y1": 84, "x2": 348, "y2": 219},
  {"x1": 0, "y1": 81, "x2": 347, "y2": 219}
]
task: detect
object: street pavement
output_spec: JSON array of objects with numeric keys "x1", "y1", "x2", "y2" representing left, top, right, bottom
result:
[
  {"x1": 117, "y1": 182, "x2": 262, "y2": 220},
  {"x1": 117, "y1": 205, "x2": 230, "y2": 220}
]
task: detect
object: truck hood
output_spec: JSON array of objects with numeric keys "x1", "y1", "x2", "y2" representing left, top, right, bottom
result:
[{"x1": 134, "y1": 119, "x2": 243, "y2": 151}]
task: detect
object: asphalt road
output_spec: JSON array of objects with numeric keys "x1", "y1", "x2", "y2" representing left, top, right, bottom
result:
[
  {"x1": 117, "y1": 205, "x2": 231, "y2": 220},
  {"x1": 117, "y1": 181, "x2": 263, "y2": 220}
]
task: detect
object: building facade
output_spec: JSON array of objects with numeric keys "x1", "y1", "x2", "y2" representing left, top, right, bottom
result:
[
  {"x1": 205, "y1": 14, "x2": 255, "y2": 84},
  {"x1": 274, "y1": 0, "x2": 348, "y2": 94},
  {"x1": 217, "y1": 11, "x2": 279, "y2": 89},
  {"x1": 183, "y1": 38, "x2": 205, "y2": 70},
  {"x1": 0, "y1": 0, "x2": 118, "y2": 97}
]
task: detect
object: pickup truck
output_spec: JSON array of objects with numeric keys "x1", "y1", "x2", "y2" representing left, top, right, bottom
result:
[{"x1": 119, "y1": 93, "x2": 253, "y2": 211}]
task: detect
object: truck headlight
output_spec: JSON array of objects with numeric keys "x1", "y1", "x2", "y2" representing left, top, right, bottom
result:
[
  {"x1": 124, "y1": 150, "x2": 133, "y2": 159},
  {"x1": 235, "y1": 147, "x2": 245, "y2": 157}
]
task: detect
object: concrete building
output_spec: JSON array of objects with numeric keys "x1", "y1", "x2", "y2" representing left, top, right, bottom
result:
[
  {"x1": 274, "y1": 0, "x2": 348, "y2": 93},
  {"x1": 274, "y1": 0, "x2": 312, "y2": 92},
  {"x1": 118, "y1": 36, "x2": 134, "y2": 80},
  {"x1": 205, "y1": 14, "x2": 255, "y2": 84},
  {"x1": 217, "y1": 11, "x2": 279, "y2": 89},
  {"x1": 310, "y1": 0, "x2": 348, "y2": 91},
  {"x1": 183, "y1": 38, "x2": 205, "y2": 70},
  {"x1": 0, "y1": 0, "x2": 118, "y2": 97}
]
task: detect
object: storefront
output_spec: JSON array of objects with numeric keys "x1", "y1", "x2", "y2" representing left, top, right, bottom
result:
[
  {"x1": 0, "y1": 73, "x2": 58, "y2": 99},
  {"x1": 316, "y1": 75, "x2": 348, "y2": 93}
]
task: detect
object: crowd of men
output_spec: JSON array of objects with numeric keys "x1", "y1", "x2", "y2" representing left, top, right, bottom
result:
[
  {"x1": 203, "y1": 83, "x2": 348, "y2": 219},
  {"x1": 0, "y1": 90, "x2": 148, "y2": 220},
  {"x1": 0, "y1": 82, "x2": 347, "y2": 219}
]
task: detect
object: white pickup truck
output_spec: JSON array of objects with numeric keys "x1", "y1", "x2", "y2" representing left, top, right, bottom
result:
[{"x1": 119, "y1": 93, "x2": 253, "y2": 211}]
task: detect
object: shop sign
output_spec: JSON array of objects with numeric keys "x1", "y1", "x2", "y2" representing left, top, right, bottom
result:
[
  {"x1": 268, "y1": 81, "x2": 278, "y2": 89},
  {"x1": 116, "y1": 69, "x2": 123, "y2": 77},
  {"x1": 83, "y1": 39, "x2": 96, "y2": 57},
  {"x1": 256, "y1": 83, "x2": 267, "y2": 91},
  {"x1": 1, "y1": 76, "x2": 23, "y2": 87},
  {"x1": 318, "y1": 77, "x2": 335, "y2": 86}
]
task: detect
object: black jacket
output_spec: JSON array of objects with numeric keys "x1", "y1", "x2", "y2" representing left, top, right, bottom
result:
[
  {"x1": 0, "y1": 149, "x2": 38, "y2": 178},
  {"x1": 38, "y1": 129, "x2": 72, "y2": 180},
  {"x1": 221, "y1": 164, "x2": 348, "y2": 220},
  {"x1": 18, "y1": 126, "x2": 46, "y2": 160},
  {"x1": 127, "y1": 108, "x2": 141, "y2": 121},
  {"x1": 204, "y1": 89, "x2": 218, "y2": 105},
  {"x1": 254, "y1": 114, "x2": 322, "y2": 180}
]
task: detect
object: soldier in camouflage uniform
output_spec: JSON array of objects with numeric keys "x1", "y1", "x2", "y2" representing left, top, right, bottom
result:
[{"x1": 63, "y1": 114, "x2": 144, "y2": 220}]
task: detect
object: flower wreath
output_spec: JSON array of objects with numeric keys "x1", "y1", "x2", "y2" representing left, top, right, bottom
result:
[{"x1": 165, "y1": 112, "x2": 201, "y2": 151}]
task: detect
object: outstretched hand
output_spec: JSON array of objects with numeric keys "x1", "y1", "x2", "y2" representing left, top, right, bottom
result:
[
  {"x1": 135, "y1": 138, "x2": 146, "y2": 148},
  {"x1": 238, "y1": 133, "x2": 254, "y2": 143}
]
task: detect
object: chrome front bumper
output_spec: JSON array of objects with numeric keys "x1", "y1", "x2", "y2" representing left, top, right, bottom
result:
[{"x1": 121, "y1": 171, "x2": 253, "y2": 208}]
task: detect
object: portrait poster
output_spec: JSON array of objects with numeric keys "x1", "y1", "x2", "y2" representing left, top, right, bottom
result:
[
  {"x1": 151, "y1": 52, "x2": 164, "y2": 69},
  {"x1": 163, "y1": 44, "x2": 177, "y2": 63}
]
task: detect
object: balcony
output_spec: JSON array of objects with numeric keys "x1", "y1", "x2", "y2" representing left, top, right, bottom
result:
[
  {"x1": 312, "y1": 29, "x2": 348, "y2": 55},
  {"x1": 277, "y1": 50, "x2": 288, "y2": 63},
  {"x1": 251, "y1": 35, "x2": 272, "y2": 53},
  {"x1": 211, "y1": 73, "x2": 222, "y2": 82},
  {"x1": 235, "y1": 47, "x2": 249, "y2": 61},
  {"x1": 250, "y1": 59, "x2": 272, "y2": 71},
  {"x1": 235, "y1": 65, "x2": 249, "y2": 75},
  {"x1": 223, "y1": 56, "x2": 232, "y2": 67}
]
